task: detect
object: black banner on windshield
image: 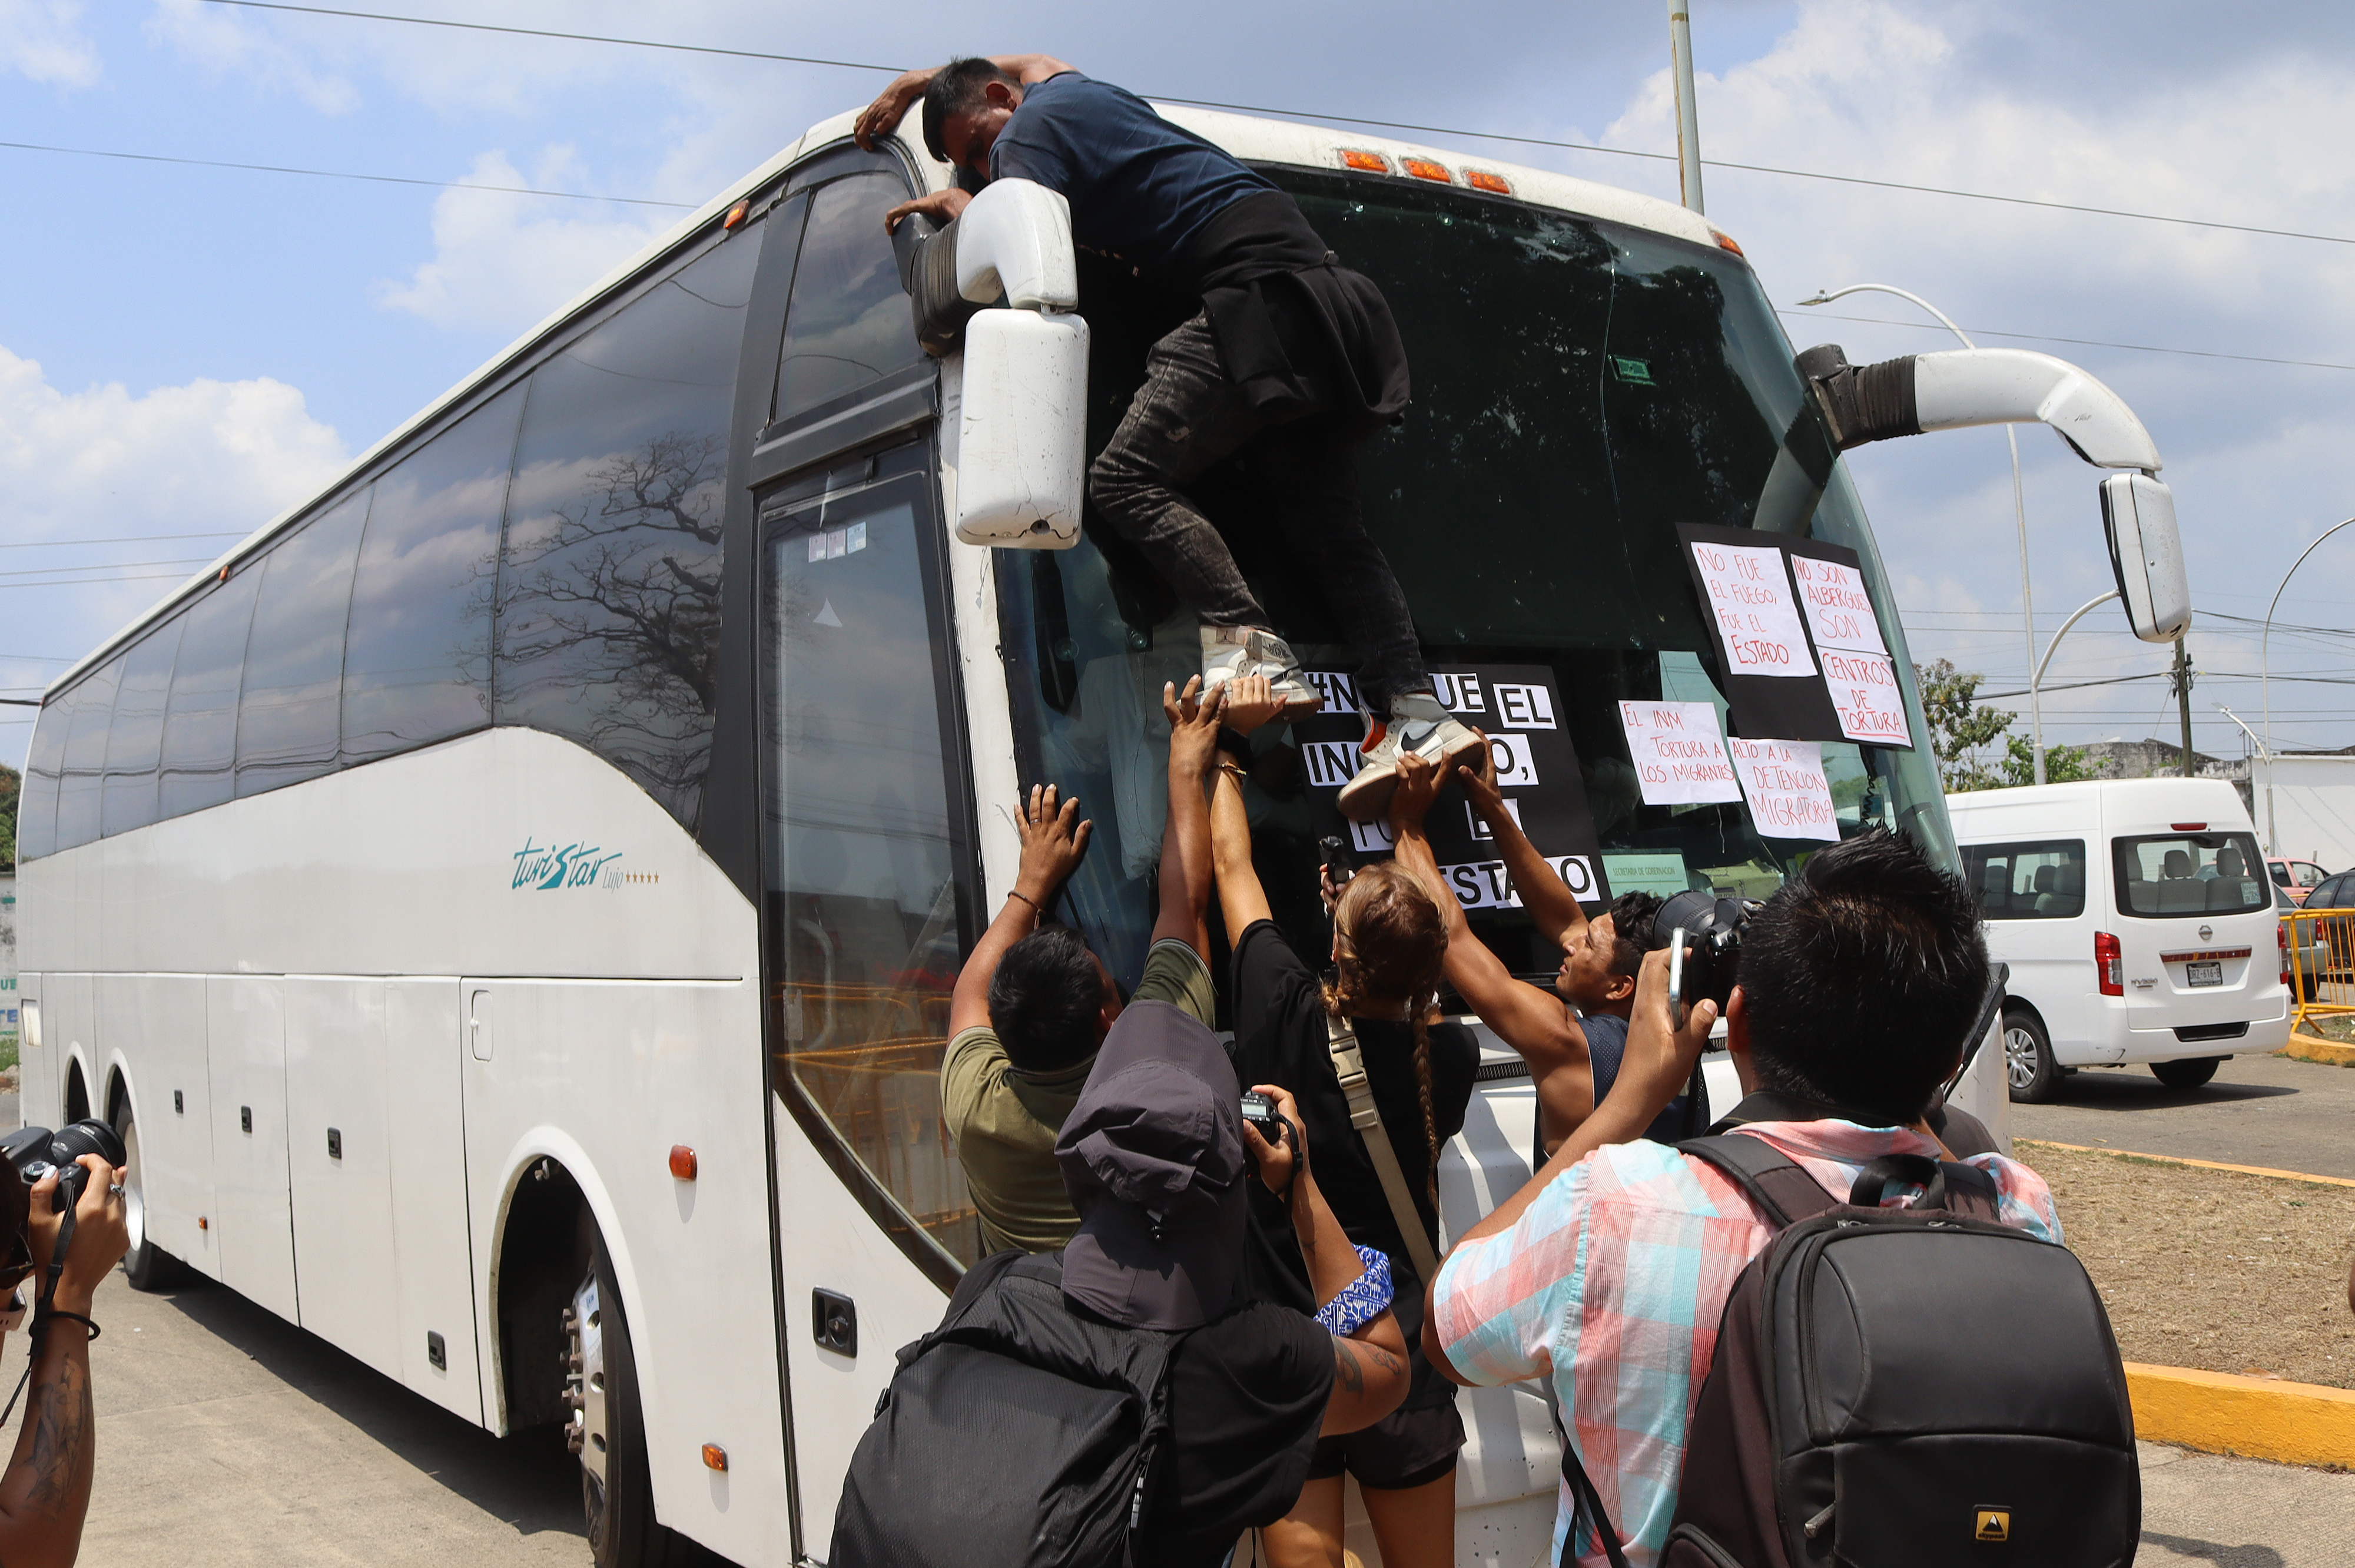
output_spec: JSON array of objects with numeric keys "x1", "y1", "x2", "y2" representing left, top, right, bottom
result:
[
  {"x1": 1294, "y1": 662, "x2": 1612, "y2": 912},
  {"x1": 1675, "y1": 522, "x2": 1842, "y2": 745}
]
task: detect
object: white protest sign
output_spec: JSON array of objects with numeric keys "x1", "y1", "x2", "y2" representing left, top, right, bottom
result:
[
  {"x1": 1689, "y1": 539, "x2": 1816, "y2": 678},
  {"x1": 1788, "y1": 553, "x2": 1889, "y2": 657},
  {"x1": 1820, "y1": 649, "x2": 1912, "y2": 746},
  {"x1": 1727, "y1": 738, "x2": 1842, "y2": 842},
  {"x1": 1617, "y1": 700, "x2": 1742, "y2": 806}
]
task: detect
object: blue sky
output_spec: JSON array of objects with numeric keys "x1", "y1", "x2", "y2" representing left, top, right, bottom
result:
[{"x1": 6, "y1": 0, "x2": 2355, "y2": 774}]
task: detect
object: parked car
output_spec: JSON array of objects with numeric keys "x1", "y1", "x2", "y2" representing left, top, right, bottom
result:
[
  {"x1": 2280, "y1": 884, "x2": 2325, "y2": 1000},
  {"x1": 2270, "y1": 856, "x2": 2331, "y2": 904},
  {"x1": 1949, "y1": 778, "x2": 2291, "y2": 1102}
]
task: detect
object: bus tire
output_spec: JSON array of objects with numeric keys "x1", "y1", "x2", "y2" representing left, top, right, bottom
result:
[
  {"x1": 112, "y1": 1100, "x2": 182, "y2": 1292},
  {"x1": 2004, "y1": 1009, "x2": 2059, "y2": 1103},
  {"x1": 2151, "y1": 1056, "x2": 2223, "y2": 1091},
  {"x1": 572, "y1": 1228, "x2": 698, "y2": 1568}
]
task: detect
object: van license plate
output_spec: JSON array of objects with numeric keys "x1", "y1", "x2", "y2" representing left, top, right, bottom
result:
[{"x1": 2188, "y1": 961, "x2": 2223, "y2": 987}]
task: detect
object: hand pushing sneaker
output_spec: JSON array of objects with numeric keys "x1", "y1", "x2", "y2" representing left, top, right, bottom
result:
[
  {"x1": 1336, "y1": 690, "x2": 1485, "y2": 822},
  {"x1": 1200, "y1": 625, "x2": 1322, "y2": 717}
]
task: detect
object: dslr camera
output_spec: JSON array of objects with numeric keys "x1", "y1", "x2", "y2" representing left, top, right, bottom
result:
[
  {"x1": 1651, "y1": 890, "x2": 1762, "y2": 1029},
  {"x1": 1, "y1": 1121, "x2": 126, "y2": 1217}
]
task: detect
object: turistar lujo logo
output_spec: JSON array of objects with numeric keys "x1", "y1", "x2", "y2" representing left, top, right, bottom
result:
[{"x1": 511, "y1": 837, "x2": 625, "y2": 891}]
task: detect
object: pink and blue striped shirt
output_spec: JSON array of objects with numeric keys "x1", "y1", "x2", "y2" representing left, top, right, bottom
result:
[{"x1": 1433, "y1": 1122, "x2": 2062, "y2": 1568}]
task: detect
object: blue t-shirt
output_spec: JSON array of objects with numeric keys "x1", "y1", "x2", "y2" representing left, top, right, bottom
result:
[
  {"x1": 989, "y1": 72, "x2": 1276, "y2": 281},
  {"x1": 1532, "y1": 1011, "x2": 1704, "y2": 1171}
]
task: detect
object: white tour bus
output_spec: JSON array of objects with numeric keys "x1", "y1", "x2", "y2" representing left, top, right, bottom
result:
[
  {"x1": 1948, "y1": 778, "x2": 2290, "y2": 1102},
  {"x1": 12, "y1": 98, "x2": 2188, "y2": 1567}
]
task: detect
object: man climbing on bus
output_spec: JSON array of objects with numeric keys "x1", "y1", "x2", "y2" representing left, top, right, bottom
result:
[
  {"x1": 856, "y1": 55, "x2": 1482, "y2": 820},
  {"x1": 938, "y1": 676, "x2": 1228, "y2": 1255}
]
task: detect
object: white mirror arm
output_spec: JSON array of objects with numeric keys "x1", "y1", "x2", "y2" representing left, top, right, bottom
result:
[
  {"x1": 1797, "y1": 345, "x2": 2162, "y2": 473},
  {"x1": 953, "y1": 178, "x2": 1080, "y2": 312}
]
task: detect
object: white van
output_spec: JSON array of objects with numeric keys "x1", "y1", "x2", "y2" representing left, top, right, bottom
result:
[{"x1": 1946, "y1": 778, "x2": 2290, "y2": 1100}]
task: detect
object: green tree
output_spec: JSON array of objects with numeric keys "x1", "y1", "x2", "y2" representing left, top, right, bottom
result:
[
  {"x1": 0, "y1": 761, "x2": 16, "y2": 876},
  {"x1": 1996, "y1": 734, "x2": 2099, "y2": 788},
  {"x1": 1913, "y1": 659, "x2": 2014, "y2": 792}
]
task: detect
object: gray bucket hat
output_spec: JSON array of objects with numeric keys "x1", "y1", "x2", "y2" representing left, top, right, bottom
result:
[{"x1": 1054, "y1": 1000, "x2": 1249, "y2": 1331}]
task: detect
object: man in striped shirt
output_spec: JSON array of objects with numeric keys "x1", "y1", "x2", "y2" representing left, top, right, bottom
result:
[{"x1": 1425, "y1": 828, "x2": 2060, "y2": 1568}]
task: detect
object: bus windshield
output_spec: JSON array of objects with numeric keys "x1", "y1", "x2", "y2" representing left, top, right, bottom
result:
[{"x1": 997, "y1": 168, "x2": 1951, "y2": 988}]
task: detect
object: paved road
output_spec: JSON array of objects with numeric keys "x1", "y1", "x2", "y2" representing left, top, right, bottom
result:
[
  {"x1": 39, "y1": 1262, "x2": 2355, "y2": 1566},
  {"x1": 2011, "y1": 1050, "x2": 2355, "y2": 1179}
]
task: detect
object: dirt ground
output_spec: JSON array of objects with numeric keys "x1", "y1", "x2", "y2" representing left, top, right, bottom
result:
[{"x1": 2021, "y1": 1139, "x2": 2355, "y2": 1388}]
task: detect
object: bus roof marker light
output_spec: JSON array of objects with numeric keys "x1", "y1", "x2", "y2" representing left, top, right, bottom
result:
[
  {"x1": 1338, "y1": 149, "x2": 1391, "y2": 174},
  {"x1": 722, "y1": 198, "x2": 750, "y2": 231},
  {"x1": 1710, "y1": 228, "x2": 1745, "y2": 257},
  {"x1": 1464, "y1": 170, "x2": 1511, "y2": 195},
  {"x1": 1401, "y1": 158, "x2": 1452, "y2": 184}
]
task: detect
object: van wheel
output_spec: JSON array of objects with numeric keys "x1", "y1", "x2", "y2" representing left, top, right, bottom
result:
[
  {"x1": 112, "y1": 1101, "x2": 181, "y2": 1292},
  {"x1": 568, "y1": 1229, "x2": 699, "y2": 1568},
  {"x1": 2151, "y1": 1056, "x2": 2223, "y2": 1090},
  {"x1": 2004, "y1": 1011, "x2": 2059, "y2": 1103}
]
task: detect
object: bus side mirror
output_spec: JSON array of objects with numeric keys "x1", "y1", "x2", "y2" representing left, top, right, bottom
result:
[
  {"x1": 956, "y1": 308, "x2": 1089, "y2": 549},
  {"x1": 2101, "y1": 473, "x2": 2191, "y2": 643}
]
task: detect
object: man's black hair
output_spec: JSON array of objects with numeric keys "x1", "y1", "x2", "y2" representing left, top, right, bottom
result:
[
  {"x1": 1739, "y1": 828, "x2": 1989, "y2": 1126},
  {"x1": 921, "y1": 57, "x2": 1019, "y2": 164},
  {"x1": 988, "y1": 923, "x2": 1106, "y2": 1073},
  {"x1": 1603, "y1": 891, "x2": 1664, "y2": 978}
]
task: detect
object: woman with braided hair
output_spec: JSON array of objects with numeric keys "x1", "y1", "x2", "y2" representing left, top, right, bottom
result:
[{"x1": 1210, "y1": 676, "x2": 1478, "y2": 1568}]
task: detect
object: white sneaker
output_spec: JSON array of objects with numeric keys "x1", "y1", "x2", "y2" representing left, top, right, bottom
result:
[
  {"x1": 1200, "y1": 625, "x2": 1322, "y2": 716},
  {"x1": 1335, "y1": 691, "x2": 1486, "y2": 822}
]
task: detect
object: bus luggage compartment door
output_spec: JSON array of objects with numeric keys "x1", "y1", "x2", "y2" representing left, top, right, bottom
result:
[{"x1": 205, "y1": 975, "x2": 298, "y2": 1322}]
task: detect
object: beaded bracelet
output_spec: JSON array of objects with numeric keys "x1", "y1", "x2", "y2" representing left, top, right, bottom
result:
[{"x1": 1315, "y1": 1245, "x2": 1395, "y2": 1337}]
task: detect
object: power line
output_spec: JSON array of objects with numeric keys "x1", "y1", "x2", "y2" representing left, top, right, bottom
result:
[
  {"x1": 1781, "y1": 309, "x2": 2355, "y2": 376},
  {"x1": 0, "y1": 531, "x2": 250, "y2": 552},
  {"x1": 0, "y1": 560, "x2": 215, "y2": 582},
  {"x1": 0, "y1": 138, "x2": 693, "y2": 208},
  {"x1": 0, "y1": 571, "x2": 198, "y2": 591},
  {"x1": 202, "y1": 0, "x2": 2355, "y2": 251}
]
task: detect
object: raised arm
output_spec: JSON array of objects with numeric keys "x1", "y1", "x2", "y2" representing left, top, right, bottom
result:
[
  {"x1": 1424, "y1": 949, "x2": 1717, "y2": 1384},
  {"x1": 1208, "y1": 674, "x2": 1284, "y2": 939},
  {"x1": 1456, "y1": 747, "x2": 1587, "y2": 952},
  {"x1": 1243, "y1": 1085, "x2": 1411, "y2": 1436},
  {"x1": 948, "y1": 784, "x2": 1092, "y2": 1037},
  {"x1": 1387, "y1": 754, "x2": 1595, "y2": 1145},
  {"x1": 853, "y1": 54, "x2": 1078, "y2": 149},
  {"x1": 1153, "y1": 677, "x2": 1226, "y2": 958}
]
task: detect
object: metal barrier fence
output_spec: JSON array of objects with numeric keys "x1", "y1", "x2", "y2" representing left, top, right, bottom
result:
[{"x1": 2283, "y1": 907, "x2": 2355, "y2": 1036}]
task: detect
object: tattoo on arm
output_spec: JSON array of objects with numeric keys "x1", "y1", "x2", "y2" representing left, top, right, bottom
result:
[
  {"x1": 1332, "y1": 1339, "x2": 1364, "y2": 1397},
  {"x1": 1356, "y1": 1342, "x2": 1404, "y2": 1378},
  {"x1": 20, "y1": 1341, "x2": 91, "y2": 1517}
]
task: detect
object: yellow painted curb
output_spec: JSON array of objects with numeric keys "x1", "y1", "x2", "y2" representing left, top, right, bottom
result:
[
  {"x1": 2127, "y1": 1363, "x2": 2355, "y2": 1469},
  {"x1": 2015, "y1": 1138, "x2": 2355, "y2": 1189},
  {"x1": 2281, "y1": 1031, "x2": 2355, "y2": 1068}
]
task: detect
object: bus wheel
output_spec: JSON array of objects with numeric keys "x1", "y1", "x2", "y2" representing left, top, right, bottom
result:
[
  {"x1": 2004, "y1": 1010, "x2": 2059, "y2": 1103},
  {"x1": 112, "y1": 1101, "x2": 180, "y2": 1292},
  {"x1": 567, "y1": 1231, "x2": 695, "y2": 1568},
  {"x1": 2151, "y1": 1056, "x2": 2223, "y2": 1091}
]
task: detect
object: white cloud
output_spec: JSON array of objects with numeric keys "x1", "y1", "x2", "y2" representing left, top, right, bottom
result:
[
  {"x1": 373, "y1": 150, "x2": 668, "y2": 334},
  {"x1": 142, "y1": 0, "x2": 356, "y2": 113},
  {"x1": 0, "y1": 344, "x2": 347, "y2": 738},
  {"x1": 0, "y1": 0, "x2": 98, "y2": 86}
]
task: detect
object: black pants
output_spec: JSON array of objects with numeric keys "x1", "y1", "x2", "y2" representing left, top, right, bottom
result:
[{"x1": 1087, "y1": 310, "x2": 1427, "y2": 715}]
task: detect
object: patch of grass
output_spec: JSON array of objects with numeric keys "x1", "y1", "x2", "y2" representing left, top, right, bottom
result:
[{"x1": 0, "y1": 1038, "x2": 16, "y2": 1073}]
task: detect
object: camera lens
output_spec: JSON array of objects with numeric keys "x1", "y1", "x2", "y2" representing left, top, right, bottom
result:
[{"x1": 48, "y1": 1119, "x2": 125, "y2": 1172}]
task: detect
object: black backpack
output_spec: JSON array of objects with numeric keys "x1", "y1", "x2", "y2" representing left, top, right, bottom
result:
[
  {"x1": 830, "y1": 1250, "x2": 1188, "y2": 1568},
  {"x1": 1558, "y1": 1135, "x2": 2138, "y2": 1568}
]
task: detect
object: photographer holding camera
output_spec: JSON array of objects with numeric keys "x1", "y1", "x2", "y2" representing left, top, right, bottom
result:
[{"x1": 0, "y1": 1122, "x2": 131, "y2": 1568}]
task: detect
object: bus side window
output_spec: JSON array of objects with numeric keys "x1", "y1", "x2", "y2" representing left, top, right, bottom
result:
[
  {"x1": 53, "y1": 657, "x2": 122, "y2": 853},
  {"x1": 771, "y1": 173, "x2": 927, "y2": 428},
  {"x1": 761, "y1": 452, "x2": 979, "y2": 1273},
  {"x1": 160, "y1": 568, "x2": 263, "y2": 820},
  {"x1": 342, "y1": 383, "x2": 524, "y2": 765},
  {"x1": 238, "y1": 490, "x2": 369, "y2": 798},
  {"x1": 102, "y1": 619, "x2": 184, "y2": 838},
  {"x1": 16, "y1": 690, "x2": 74, "y2": 861},
  {"x1": 494, "y1": 228, "x2": 764, "y2": 832}
]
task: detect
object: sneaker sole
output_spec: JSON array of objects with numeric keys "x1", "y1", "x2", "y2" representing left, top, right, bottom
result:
[{"x1": 1333, "y1": 731, "x2": 1484, "y2": 823}]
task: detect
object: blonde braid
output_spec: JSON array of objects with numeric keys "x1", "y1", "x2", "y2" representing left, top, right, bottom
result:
[{"x1": 1411, "y1": 1006, "x2": 1439, "y2": 1211}]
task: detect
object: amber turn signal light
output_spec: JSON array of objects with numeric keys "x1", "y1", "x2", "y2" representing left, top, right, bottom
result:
[
  {"x1": 702, "y1": 1444, "x2": 728, "y2": 1472},
  {"x1": 1338, "y1": 148, "x2": 1390, "y2": 173},
  {"x1": 1464, "y1": 170, "x2": 1511, "y2": 195},
  {"x1": 722, "y1": 199, "x2": 751, "y2": 231},
  {"x1": 1710, "y1": 228, "x2": 1746, "y2": 257},
  {"x1": 1401, "y1": 157, "x2": 1451, "y2": 184},
  {"x1": 669, "y1": 1145, "x2": 698, "y2": 1181}
]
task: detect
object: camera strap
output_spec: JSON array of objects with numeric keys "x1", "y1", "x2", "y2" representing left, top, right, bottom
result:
[{"x1": 1322, "y1": 1011, "x2": 1442, "y2": 1284}]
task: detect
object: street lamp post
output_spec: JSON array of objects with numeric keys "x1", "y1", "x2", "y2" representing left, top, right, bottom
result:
[
  {"x1": 2027, "y1": 591, "x2": 2121, "y2": 779},
  {"x1": 1796, "y1": 284, "x2": 2045, "y2": 783},
  {"x1": 2260, "y1": 515, "x2": 2355, "y2": 854}
]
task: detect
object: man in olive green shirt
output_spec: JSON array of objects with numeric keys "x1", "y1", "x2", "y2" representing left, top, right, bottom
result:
[{"x1": 941, "y1": 677, "x2": 1228, "y2": 1255}]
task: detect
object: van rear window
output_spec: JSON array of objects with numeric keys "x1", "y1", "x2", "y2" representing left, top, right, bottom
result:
[
  {"x1": 2112, "y1": 831, "x2": 2267, "y2": 918},
  {"x1": 1962, "y1": 839, "x2": 2086, "y2": 920}
]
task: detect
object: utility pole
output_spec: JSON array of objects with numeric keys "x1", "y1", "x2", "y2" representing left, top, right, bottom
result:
[
  {"x1": 2171, "y1": 637, "x2": 2195, "y2": 778},
  {"x1": 1668, "y1": 0, "x2": 1704, "y2": 213}
]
